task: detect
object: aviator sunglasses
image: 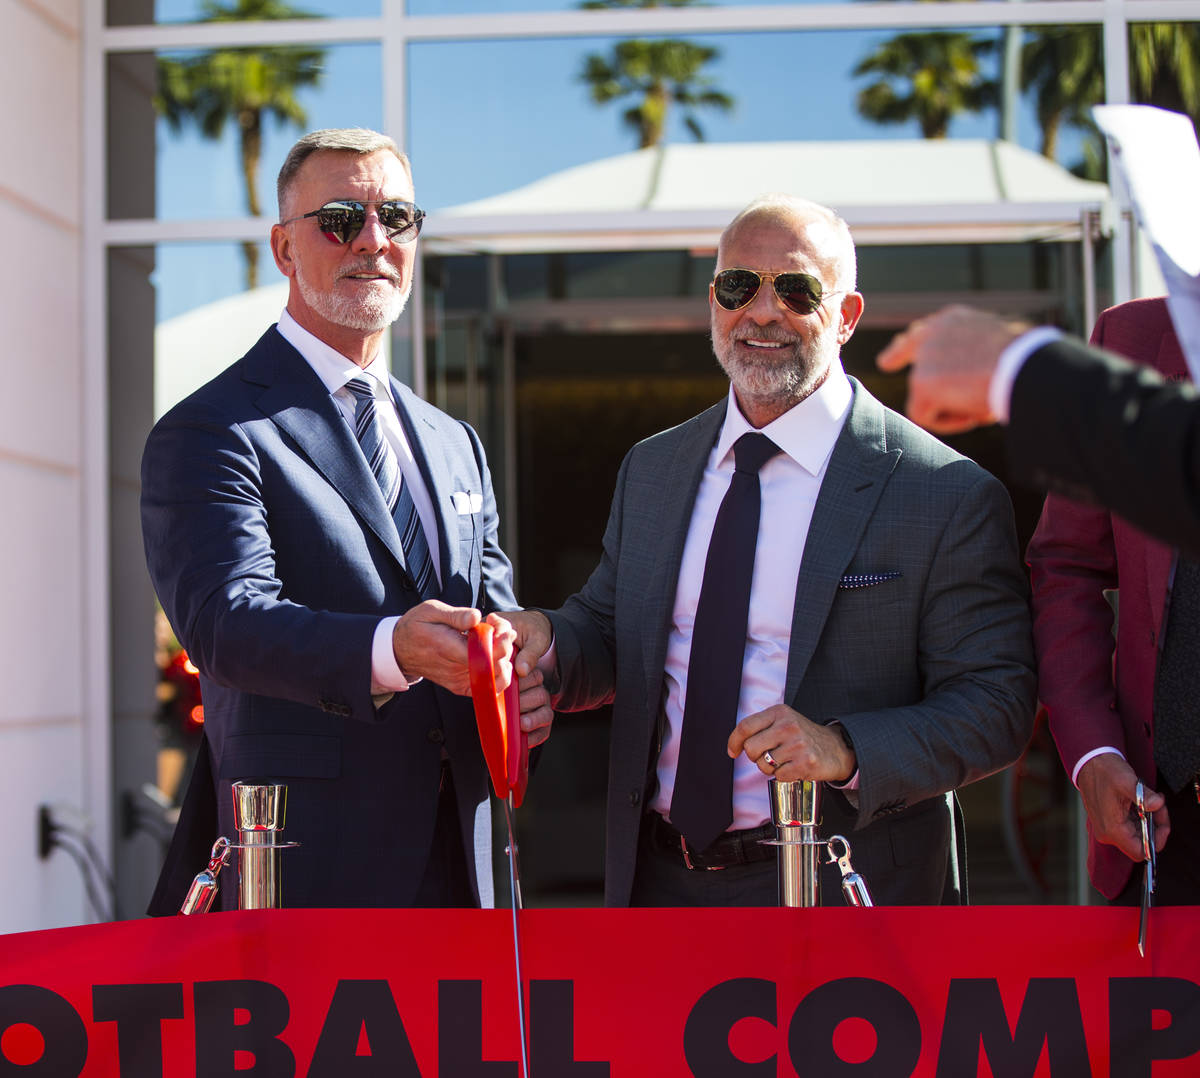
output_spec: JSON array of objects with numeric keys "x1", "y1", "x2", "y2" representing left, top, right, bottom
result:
[
  {"x1": 282, "y1": 199, "x2": 425, "y2": 245},
  {"x1": 712, "y1": 268, "x2": 841, "y2": 316}
]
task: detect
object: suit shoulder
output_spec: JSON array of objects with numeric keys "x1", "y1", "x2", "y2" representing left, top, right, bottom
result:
[{"x1": 1096, "y1": 296, "x2": 1169, "y2": 335}]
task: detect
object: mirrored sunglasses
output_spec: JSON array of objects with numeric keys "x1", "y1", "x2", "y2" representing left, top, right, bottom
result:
[
  {"x1": 712, "y1": 268, "x2": 839, "y2": 316},
  {"x1": 283, "y1": 200, "x2": 425, "y2": 245}
]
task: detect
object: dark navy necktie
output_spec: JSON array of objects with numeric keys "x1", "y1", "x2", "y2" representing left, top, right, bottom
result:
[
  {"x1": 345, "y1": 376, "x2": 437, "y2": 598},
  {"x1": 670, "y1": 431, "x2": 782, "y2": 851},
  {"x1": 1154, "y1": 557, "x2": 1200, "y2": 792}
]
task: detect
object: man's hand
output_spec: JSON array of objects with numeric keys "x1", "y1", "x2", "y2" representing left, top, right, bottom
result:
[
  {"x1": 1076, "y1": 753, "x2": 1169, "y2": 862},
  {"x1": 727, "y1": 704, "x2": 856, "y2": 783},
  {"x1": 502, "y1": 610, "x2": 556, "y2": 746},
  {"x1": 391, "y1": 601, "x2": 514, "y2": 696},
  {"x1": 504, "y1": 609, "x2": 554, "y2": 679},
  {"x1": 877, "y1": 304, "x2": 1030, "y2": 434},
  {"x1": 517, "y1": 668, "x2": 554, "y2": 748}
]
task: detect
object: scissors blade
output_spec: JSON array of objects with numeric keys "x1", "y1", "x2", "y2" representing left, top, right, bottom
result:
[
  {"x1": 1136, "y1": 781, "x2": 1154, "y2": 957},
  {"x1": 503, "y1": 794, "x2": 529, "y2": 1078},
  {"x1": 1139, "y1": 864, "x2": 1150, "y2": 957}
]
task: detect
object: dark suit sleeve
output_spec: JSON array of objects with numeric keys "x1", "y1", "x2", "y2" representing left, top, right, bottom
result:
[
  {"x1": 839, "y1": 467, "x2": 1037, "y2": 822},
  {"x1": 1007, "y1": 337, "x2": 1200, "y2": 555},
  {"x1": 141, "y1": 399, "x2": 381, "y2": 720},
  {"x1": 1027, "y1": 493, "x2": 1124, "y2": 774}
]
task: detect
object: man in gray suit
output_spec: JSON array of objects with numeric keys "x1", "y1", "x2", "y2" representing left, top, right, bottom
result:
[{"x1": 512, "y1": 195, "x2": 1036, "y2": 907}]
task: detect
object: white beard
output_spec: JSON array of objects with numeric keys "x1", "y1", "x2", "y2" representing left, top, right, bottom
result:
[{"x1": 294, "y1": 252, "x2": 411, "y2": 332}]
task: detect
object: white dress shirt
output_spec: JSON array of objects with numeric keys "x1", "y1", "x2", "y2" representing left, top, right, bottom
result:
[
  {"x1": 275, "y1": 309, "x2": 440, "y2": 693},
  {"x1": 649, "y1": 366, "x2": 854, "y2": 830}
]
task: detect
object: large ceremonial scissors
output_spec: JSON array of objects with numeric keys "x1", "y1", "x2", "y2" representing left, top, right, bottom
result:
[{"x1": 467, "y1": 622, "x2": 531, "y2": 1077}]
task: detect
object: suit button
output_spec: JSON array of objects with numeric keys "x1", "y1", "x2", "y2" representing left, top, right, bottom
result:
[
  {"x1": 629, "y1": 790, "x2": 641, "y2": 806},
  {"x1": 427, "y1": 729, "x2": 445, "y2": 744}
]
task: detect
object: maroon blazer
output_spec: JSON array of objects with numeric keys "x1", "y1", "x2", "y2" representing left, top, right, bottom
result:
[{"x1": 1027, "y1": 297, "x2": 1188, "y2": 899}]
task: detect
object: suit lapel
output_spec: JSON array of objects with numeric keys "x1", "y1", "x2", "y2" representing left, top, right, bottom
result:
[
  {"x1": 246, "y1": 329, "x2": 410, "y2": 569},
  {"x1": 641, "y1": 403, "x2": 725, "y2": 710},
  {"x1": 784, "y1": 380, "x2": 902, "y2": 702}
]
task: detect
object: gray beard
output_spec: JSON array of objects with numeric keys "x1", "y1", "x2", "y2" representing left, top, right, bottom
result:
[
  {"x1": 297, "y1": 273, "x2": 410, "y2": 332},
  {"x1": 713, "y1": 328, "x2": 837, "y2": 414},
  {"x1": 293, "y1": 246, "x2": 411, "y2": 332}
]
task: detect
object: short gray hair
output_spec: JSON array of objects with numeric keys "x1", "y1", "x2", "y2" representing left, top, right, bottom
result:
[
  {"x1": 276, "y1": 128, "x2": 412, "y2": 218},
  {"x1": 720, "y1": 194, "x2": 857, "y2": 293}
]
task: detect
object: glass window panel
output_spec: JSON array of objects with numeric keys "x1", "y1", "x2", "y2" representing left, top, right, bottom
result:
[
  {"x1": 108, "y1": 0, "x2": 378, "y2": 27},
  {"x1": 404, "y1": 0, "x2": 1045, "y2": 13},
  {"x1": 107, "y1": 43, "x2": 381, "y2": 220},
  {"x1": 410, "y1": 28, "x2": 1099, "y2": 212},
  {"x1": 1128, "y1": 23, "x2": 1200, "y2": 136},
  {"x1": 150, "y1": 241, "x2": 412, "y2": 418}
]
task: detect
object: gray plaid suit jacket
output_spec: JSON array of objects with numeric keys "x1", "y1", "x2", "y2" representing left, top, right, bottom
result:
[{"x1": 547, "y1": 377, "x2": 1037, "y2": 907}]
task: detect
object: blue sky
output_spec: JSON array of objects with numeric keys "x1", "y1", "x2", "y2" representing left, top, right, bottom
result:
[{"x1": 150, "y1": 3, "x2": 1085, "y2": 319}]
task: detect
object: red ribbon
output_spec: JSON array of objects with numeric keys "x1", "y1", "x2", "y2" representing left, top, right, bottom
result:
[{"x1": 466, "y1": 622, "x2": 528, "y2": 807}]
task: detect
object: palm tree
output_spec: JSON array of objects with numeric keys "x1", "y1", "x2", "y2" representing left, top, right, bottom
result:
[
  {"x1": 1130, "y1": 22, "x2": 1200, "y2": 142},
  {"x1": 578, "y1": 0, "x2": 733, "y2": 149},
  {"x1": 156, "y1": 0, "x2": 325, "y2": 289},
  {"x1": 1020, "y1": 27, "x2": 1104, "y2": 162},
  {"x1": 853, "y1": 31, "x2": 997, "y2": 139},
  {"x1": 1017, "y1": 22, "x2": 1198, "y2": 179}
]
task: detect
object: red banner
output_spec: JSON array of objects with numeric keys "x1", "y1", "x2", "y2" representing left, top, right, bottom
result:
[{"x1": 1, "y1": 906, "x2": 1198, "y2": 1076}]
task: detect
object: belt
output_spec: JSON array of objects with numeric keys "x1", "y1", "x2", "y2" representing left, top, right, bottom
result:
[{"x1": 646, "y1": 813, "x2": 775, "y2": 871}]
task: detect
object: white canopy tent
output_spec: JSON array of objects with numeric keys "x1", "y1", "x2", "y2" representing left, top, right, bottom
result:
[{"x1": 427, "y1": 138, "x2": 1112, "y2": 252}]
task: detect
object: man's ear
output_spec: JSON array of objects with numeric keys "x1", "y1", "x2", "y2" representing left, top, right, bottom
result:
[
  {"x1": 270, "y1": 224, "x2": 297, "y2": 279},
  {"x1": 837, "y1": 292, "x2": 865, "y2": 345}
]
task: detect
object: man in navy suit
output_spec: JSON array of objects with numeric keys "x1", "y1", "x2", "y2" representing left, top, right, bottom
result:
[{"x1": 142, "y1": 129, "x2": 536, "y2": 912}]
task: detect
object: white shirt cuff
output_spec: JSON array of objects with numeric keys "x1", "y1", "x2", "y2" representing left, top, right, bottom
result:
[
  {"x1": 1071, "y1": 746, "x2": 1125, "y2": 787},
  {"x1": 989, "y1": 326, "x2": 1065, "y2": 424},
  {"x1": 371, "y1": 615, "x2": 418, "y2": 694}
]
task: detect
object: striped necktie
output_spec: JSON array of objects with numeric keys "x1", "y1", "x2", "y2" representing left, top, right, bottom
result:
[{"x1": 344, "y1": 376, "x2": 437, "y2": 598}]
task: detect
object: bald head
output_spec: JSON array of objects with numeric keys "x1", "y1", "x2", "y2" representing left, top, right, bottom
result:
[{"x1": 718, "y1": 194, "x2": 857, "y2": 293}]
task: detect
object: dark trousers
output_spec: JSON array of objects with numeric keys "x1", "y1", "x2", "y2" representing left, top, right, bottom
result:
[
  {"x1": 414, "y1": 763, "x2": 474, "y2": 908},
  {"x1": 630, "y1": 819, "x2": 778, "y2": 907}
]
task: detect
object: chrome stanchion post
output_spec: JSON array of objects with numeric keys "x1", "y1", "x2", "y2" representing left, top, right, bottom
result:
[
  {"x1": 768, "y1": 778, "x2": 821, "y2": 908},
  {"x1": 232, "y1": 782, "x2": 288, "y2": 910}
]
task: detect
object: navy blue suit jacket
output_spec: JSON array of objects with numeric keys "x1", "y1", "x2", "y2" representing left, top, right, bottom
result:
[{"x1": 142, "y1": 326, "x2": 516, "y2": 913}]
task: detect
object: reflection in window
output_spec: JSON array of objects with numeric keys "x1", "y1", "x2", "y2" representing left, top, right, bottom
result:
[
  {"x1": 108, "y1": 0, "x2": 378, "y2": 27},
  {"x1": 157, "y1": 36, "x2": 326, "y2": 287},
  {"x1": 410, "y1": 29, "x2": 1047, "y2": 212},
  {"x1": 153, "y1": 242, "x2": 282, "y2": 417},
  {"x1": 107, "y1": 45, "x2": 381, "y2": 230},
  {"x1": 1020, "y1": 26, "x2": 1104, "y2": 177},
  {"x1": 1130, "y1": 23, "x2": 1200, "y2": 150}
]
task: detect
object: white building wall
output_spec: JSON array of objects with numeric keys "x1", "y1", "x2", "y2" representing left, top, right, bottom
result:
[{"x1": 0, "y1": 0, "x2": 89, "y2": 931}]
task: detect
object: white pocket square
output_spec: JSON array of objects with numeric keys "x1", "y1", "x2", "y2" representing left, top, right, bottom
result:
[{"x1": 452, "y1": 491, "x2": 483, "y2": 514}]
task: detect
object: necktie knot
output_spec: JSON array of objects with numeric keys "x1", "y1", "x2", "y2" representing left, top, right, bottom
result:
[
  {"x1": 345, "y1": 376, "x2": 374, "y2": 403},
  {"x1": 733, "y1": 431, "x2": 782, "y2": 475}
]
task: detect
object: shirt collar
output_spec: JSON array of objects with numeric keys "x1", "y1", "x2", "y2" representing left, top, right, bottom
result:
[
  {"x1": 715, "y1": 362, "x2": 853, "y2": 477},
  {"x1": 276, "y1": 308, "x2": 391, "y2": 397}
]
